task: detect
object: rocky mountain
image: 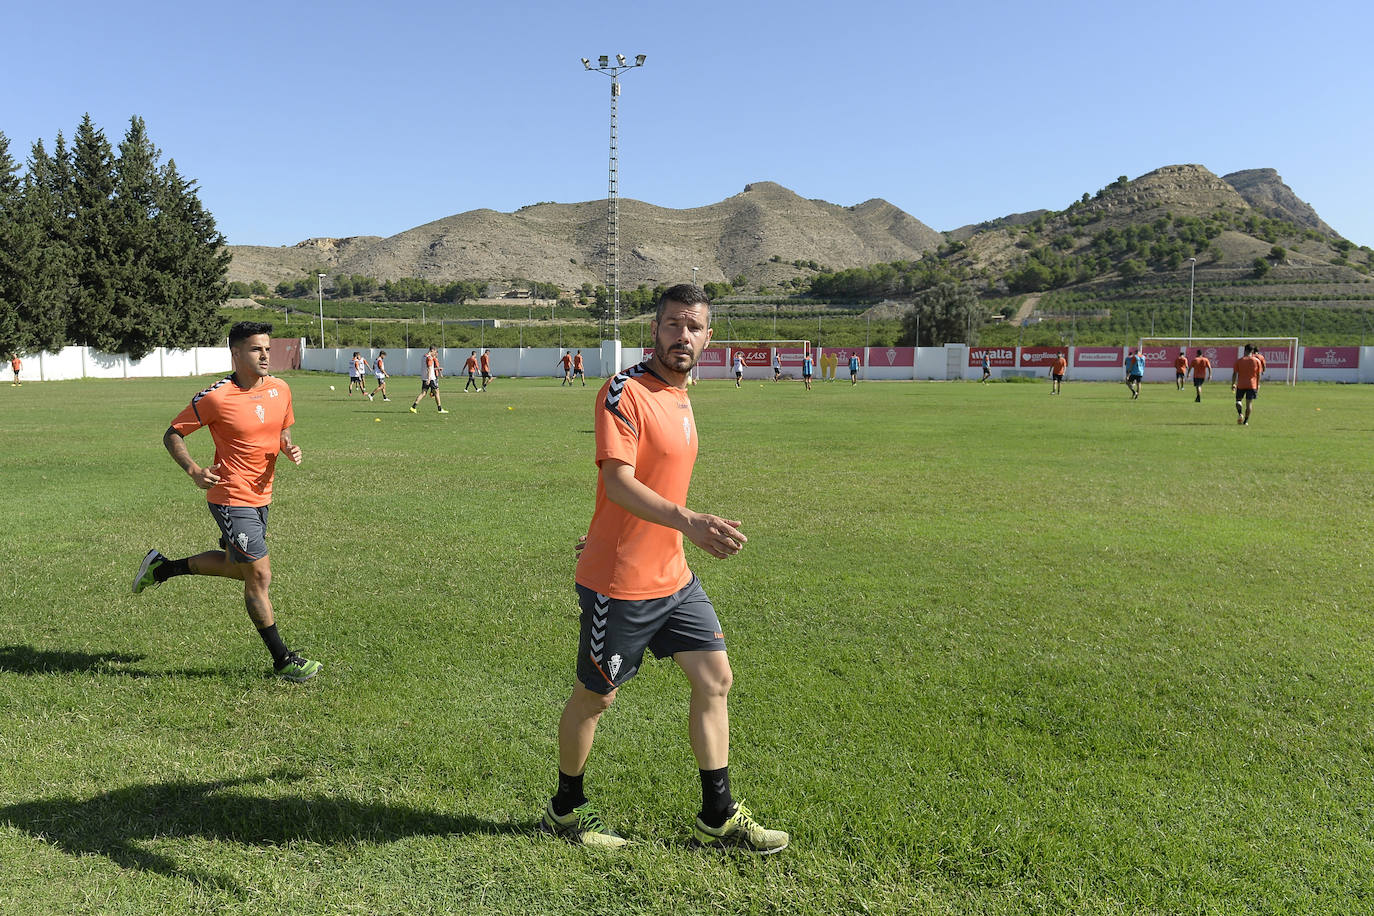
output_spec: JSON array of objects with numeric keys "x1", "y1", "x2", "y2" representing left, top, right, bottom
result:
[
  {"x1": 1222, "y1": 168, "x2": 1337, "y2": 238},
  {"x1": 226, "y1": 181, "x2": 943, "y2": 289}
]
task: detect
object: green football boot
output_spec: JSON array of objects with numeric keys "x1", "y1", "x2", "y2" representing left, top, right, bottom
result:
[
  {"x1": 132, "y1": 549, "x2": 167, "y2": 595},
  {"x1": 693, "y1": 802, "x2": 788, "y2": 854},
  {"x1": 274, "y1": 652, "x2": 322, "y2": 683},
  {"x1": 541, "y1": 801, "x2": 629, "y2": 849}
]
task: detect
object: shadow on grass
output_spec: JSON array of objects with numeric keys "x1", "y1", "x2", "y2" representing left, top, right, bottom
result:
[
  {"x1": 0, "y1": 645, "x2": 234, "y2": 680},
  {"x1": 0, "y1": 772, "x2": 532, "y2": 893}
]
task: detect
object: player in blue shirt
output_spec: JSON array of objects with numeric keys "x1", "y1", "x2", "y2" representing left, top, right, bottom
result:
[
  {"x1": 801, "y1": 354, "x2": 814, "y2": 390},
  {"x1": 848, "y1": 354, "x2": 860, "y2": 385},
  {"x1": 1124, "y1": 349, "x2": 1145, "y2": 399}
]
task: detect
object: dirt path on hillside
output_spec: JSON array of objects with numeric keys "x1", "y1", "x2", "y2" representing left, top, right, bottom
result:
[{"x1": 1010, "y1": 294, "x2": 1040, "y2": 325}]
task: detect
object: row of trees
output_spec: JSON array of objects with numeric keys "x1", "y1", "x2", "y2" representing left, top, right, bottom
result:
[{"x1": 0, "y1": 115, "x2": 228, "y2": 357}]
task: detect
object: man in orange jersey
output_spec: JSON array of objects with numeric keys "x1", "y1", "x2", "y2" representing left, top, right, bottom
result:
[
  {"x1": 1231, "y1": 343, "x2": 1262, "y2": 425},
  {"x1": 479, "y1": 348, "x2": 492, "y2": 391},
  {"x1": 558, "y1": 351, "x2": 574, "y2": 386},
  {"x1": 1190, "y1": 348, "x2": 1212, "y2": 403},
  {"x1": 131, "y1": 322, "x2": 321, "y2": 683},
  {"x1": 9, "y1": 353, "x2": 20, "y2": 386},
  {"x1": 463, "y1": 350, "x2": 480, "y2": 391},
  {"x1": 409, "y1": 346, "x2": 448, "y2": 414},
  {"x1": 1252, "y1": 345, "x2": 1268, "y2": 380},
  {"x1": 1050, "y1": 351, "x2": 1068, "y2": 395},
  {"x1": 572, "y1": 349, "x2": 587, "y2": 386},
  {"x1": 1174, "y1": 349, "x2": 1188, "y2": 390},
  {"x1": 543, "y1": 284, "x2": 788, "y2": 854}
]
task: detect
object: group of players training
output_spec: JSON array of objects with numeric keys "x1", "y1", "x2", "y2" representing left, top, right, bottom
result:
[
  {"x1": 130, "y1": 284, "x2": 788, "y2": 854},
  {"x1": 1123, "y1": 344, "x2": 1268, "y2": 425}
]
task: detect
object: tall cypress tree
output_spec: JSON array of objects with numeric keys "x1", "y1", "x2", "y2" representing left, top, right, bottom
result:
[
  {"x1": 110, "y1": 115, "x2": 164, "y2": 357},
  {"x1": 0, "y1": 134, "x2": 70, "y2": 355},
  {"x1": 69, "y1": 114, "x2": 121, "y2": 351},
  {"x1": 152, "y1": 156, "x2": 229, "y2": 348}
]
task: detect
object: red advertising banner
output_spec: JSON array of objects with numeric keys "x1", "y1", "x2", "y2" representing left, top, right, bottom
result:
[
  {"x1": 825, "y1": 347, "x2": 863, "y2": 365},
  {"x1": 697, "y1": 347, "x2": 727, "y2": 367},
  {"x1": 777, "y1": 347, "x2": 809, "y2": 367},
  {"x1": 969, "y1": 347, "x2": 1015, "y2": 367},
  {"x1": 1193, "y1": 345, "x2": 1238, "y2": 370},
  {"x1": 1255, "y1": 345, "x2": 1292, "y2": 368},
  {"x1": 1140, "y1": 345, "x2": 1182, "y2": 368},
  {"x1": 729, "y1": 347, "x2": 771, "y2": 366},
  {"x1": 868, "y1": 346, "x2": 914, "y2": 367},
  {"x1": 1302, "y1": 346, "x2": 1359, "y2": 369},
  {"x1": 1019, "y1": 346, "x2": 1068, "y2": 367},
  {"x1": 1073, "y1": 346, "x2": 1123, "y2": 368}
]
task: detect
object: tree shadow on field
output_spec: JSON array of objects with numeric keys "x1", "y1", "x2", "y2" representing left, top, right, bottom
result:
[
  {"x1": 0, "y1": 645, "x2": 233, "y2": 680},
  {"x1": 0, "y1": 772, "x2": 531, "y2": 894}
]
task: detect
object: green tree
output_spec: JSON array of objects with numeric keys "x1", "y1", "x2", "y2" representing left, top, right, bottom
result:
[
  {"x1": 898, "y1": 282, "x2": 990, "y2": 346},
  {"x1": 1252, "y1": 257, "x2": 1271, "y2": 277},
  {"x1": 68, "y1": 114, "x2": 120, "y2": 350}
]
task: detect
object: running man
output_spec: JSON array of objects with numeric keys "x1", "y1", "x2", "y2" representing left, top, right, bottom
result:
[
  {"x1": 131, "y1": 322, "x2": 321, "y2": 683},
  {"x1": 559, "y1": 351, "x2": 574, "y2": 386},
  {"x1": 480, "y1": 349, "x2": 492, "y2": 391},
  {"x1": 464, "y1": 351, "x2": 480, "y2": 391},
  {"x1": 980, "y1": 353, "x2": 991, "y2": 383},
  {"x1": 1174, "y1": 349, "x2": 1188, "y2": 390},
  {"x1": 410, "y1": 346, "x2": 448, "y2": 414},
  {"x1": 1051, "y1": 351, "x2": 1067, "y2": 395},
  {"x1": 573, "y1": 350, "x2": 587, "y2": 386},
  {"x1": 733, "y1": 352, "x2": 744, "y2": 388},
  {"x1": 372, "y1": 351, "x2": 391, "y2": 401},
  {"x1": 1190, "y1": 348, "x2": 1212, "y2": 402},
  {"x1": 801, "y1": 352, "x2": 814, "y2": 390},
  {"x1": 772, "y1": 354, "x2": 782, "y2": 382},
  {"x1": 1124, "y1": 349, "x2": 1145, "y2": 399},
  {"x1": 544, "y1": 283, "x2": 788, "y2": 854},
  {"x1": 848, "y1": 352, "x2": 860, "y2": 385},
  {"x1": 9, "y1": 353, "x2": 20, "y2": 386},
  {"x1": 348, "y1": 352, "x2": 368, "y2": 396},
  {"x1": 1232, "y1": 344, "x2": 1262, "y2": 425}
]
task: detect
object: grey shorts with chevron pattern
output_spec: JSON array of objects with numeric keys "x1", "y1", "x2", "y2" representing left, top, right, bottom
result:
[{"x1": 574, "y1": 576, "x2": 725, "y2": 694}]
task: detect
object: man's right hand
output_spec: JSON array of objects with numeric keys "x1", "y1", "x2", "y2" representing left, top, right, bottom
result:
[
  {"x1": 190, "y1": 462, "x2": 222, "y2": 490},
  {"x1": 685, "y1": 513, "x2": 747, "y2": 559}
]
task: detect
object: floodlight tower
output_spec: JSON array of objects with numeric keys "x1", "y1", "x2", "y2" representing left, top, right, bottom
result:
[
  {"x1": 1186, "y1": 257, "x2": 1197, "y2": 346},
  {"x1": 582, "y1": 53, "x2": 646, "y2": 342}
]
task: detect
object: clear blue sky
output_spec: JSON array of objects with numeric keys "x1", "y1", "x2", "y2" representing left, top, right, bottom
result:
[{"x1": 6, "y1": 0, "x2": 1371, "y2": 249}]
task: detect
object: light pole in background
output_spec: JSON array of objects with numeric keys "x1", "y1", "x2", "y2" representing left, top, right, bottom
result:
[
  {"x1": 317, "y1": 274, "x2": 326, "y2": 347},
  {"x1": 1187, "y1": 257, "x2": 1197, "y2": 345},
  {"x1": 692, "y1": 266, "x2": 699, "y2": 287},
  {"x1": 581, "y1": 53, "x2": 646, "y2": 343}
]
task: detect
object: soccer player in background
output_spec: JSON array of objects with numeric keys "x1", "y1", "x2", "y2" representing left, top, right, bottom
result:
[
  {"x1": 1174, "y1": 349, "x2": 1188, "y2": 390},
  {"x1": 733, "y1": 352, "x2": 744, "y2": 387},
  {"x1": 464, "y1": 351, "x2": 480, "y2": 391},
  {"x1": 348, "y1": 352, "x2": 368, "y2": 396},
  {"x1": 849, "y1": 352, "x2": 860, "y2": 385},
  {"x1": 980, "y1": 353, "x2": 991, "y2": 383},
  {"x1": 559, "y1": 351, "x2": 574, "y2": 386},
  {"x1": 1124, "y1": 349, "x2": 1145, "y2": 399},
  {"x1": 480, "y1": 349, "x2": 492, "y2": 391},
  {"x1": 371, "y1": 351, "x2": 390, "y2": 401},
  {"x1": 1232, "y1": 344, "x2": 1262, "y2": 425},
  {"x1": 1190, "y1": 348, "x2": 1212, "y2": 403},
  {"x1": 801, "y1": 352, "x2": 814, "y2": 390},
  {"x1": 544, "y1": 284, "x2": 788, "y2": 854},
  {"x1": 1051, "y1": 351, "x2": 1067, "y2": 395},
  {"x1": 772, "y1": 354, "x2": 782, "y2": 382},
  {"x1": 573, "y1": 350, "x2": 587, "y2": 386},
  {"x1": 10, "y1": 353, "x2": 20, "y2": 386},
  {"x1": 410, "y1": 347, "x2": 448, "y2": 413},
  {"x1": 132, "y1": 322, "x2": 321, "y2": 683}
]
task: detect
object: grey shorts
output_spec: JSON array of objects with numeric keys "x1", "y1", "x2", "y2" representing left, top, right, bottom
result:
[
  {"x1": 209, "y1": 503, "x2": 269, "y2": 562},
  {"x1": 575, "y1": 576, "x2": 725, "y2": 694}
]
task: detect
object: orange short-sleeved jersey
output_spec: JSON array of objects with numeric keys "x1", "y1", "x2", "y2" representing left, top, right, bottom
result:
[
  {"x1": 561, "y1": 354, "x2": 573, "y2": 369},
  {"x1": 464, "y1": 356, "x2": 478, "y2": 372},
  {"x1": 1254, "y1": 352, "x2": 1267, "y2": 373},
  {"x1": 573, "y1": 353, "x2": 584, "y2": 370},
  {"x1": 1175, "y1": 354, "x2": 1188, "y2": 372},
  {"x1": 170, "y1": 375, "x2": 294, "y2": 507},
  {"x1": 1191, "y1": 355, "x2": 1211, "y2": 378},
  {"x1": 10, "y1": 358, "x2": 19, "y2": 371},
  {"x1": 1233, "y1": 355, "x2": 1261, "y2": 390},
  {"x1": 1052, "y1": 356, "x2": 1067, "y2": 374},
  {"x1": 480, "y1": 352, "x2": 490, "y2": 371},
  {"x1": 576, "y1": 364, "x2": 698, "y2": 600}
]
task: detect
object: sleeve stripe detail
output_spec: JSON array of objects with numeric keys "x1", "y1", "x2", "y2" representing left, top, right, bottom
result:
[
  {"x1": 189, "y1": 375, "x2": 233, "y2": 423},
  {"x1": 603, "y1": 362, "x2": 647, "y2": 438}
]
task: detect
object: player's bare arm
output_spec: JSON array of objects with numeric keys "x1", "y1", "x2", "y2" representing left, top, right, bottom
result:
[
  {"x1": 280, "y1": 425, "x2": 302, "y2": 465},
  {"x1": 163, "y1": 426, "x2": 221, "y2": 489},
  {"x1": 600, "y1": 459, "x2": 745, "y2": 559}
]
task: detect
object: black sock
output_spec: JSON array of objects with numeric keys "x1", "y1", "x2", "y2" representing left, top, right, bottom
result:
[
  {"x1": 257, "y1": 624, "x2": 290, "y2": 667},
  {"x1": 552, "y1": 770, "x2": 586, "y2": 817},
  {"x1": 154, "y1": 557, "x2": 192, "y2": 582},
  {"x1": 699, "y1": 766, "x2": 734, "y2": 827}
]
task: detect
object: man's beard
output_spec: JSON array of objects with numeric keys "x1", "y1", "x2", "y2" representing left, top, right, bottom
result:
[{"x1": 655, "y1": 341, "x2": 699, "y2": 372}]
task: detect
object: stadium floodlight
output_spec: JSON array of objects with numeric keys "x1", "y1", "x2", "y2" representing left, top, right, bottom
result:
[
  {"x1": 580, "y1": 52, "x2": 649, "y2": 343},
  {"x1": 1187, "y1": 257, "x2": 1197, "y2": 346},
  {"x1": 317, "y1": 274, "x2": 327, "y2": 347},
  {"x1": 692, "y1": 267, "x2": 699, "y2": 285}
]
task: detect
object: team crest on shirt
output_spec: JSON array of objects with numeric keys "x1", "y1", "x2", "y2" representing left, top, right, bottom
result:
[
  {"x1": 608, "y1": 654, "x2": 622, "y2": 679},
  {"x1": 255, "y1": 404, "x2": 265, "y2": 423},
  {"x1": 683, "y1": 416, "x2": 691, "y2": 444}
]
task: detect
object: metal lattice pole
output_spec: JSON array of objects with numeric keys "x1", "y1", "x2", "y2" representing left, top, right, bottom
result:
[{"x1": 582, "y1": 54, "x2": 646, "y2": 343}]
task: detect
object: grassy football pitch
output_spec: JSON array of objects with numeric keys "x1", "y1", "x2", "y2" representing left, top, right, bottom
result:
[{"x1": 1, "y1": 373, "x2": 1371, "y2": 915}]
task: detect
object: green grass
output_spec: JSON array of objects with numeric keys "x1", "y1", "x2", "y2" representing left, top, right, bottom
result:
[{"x1": 2, "y1": 374, "x2": 1373, "y2": 914}]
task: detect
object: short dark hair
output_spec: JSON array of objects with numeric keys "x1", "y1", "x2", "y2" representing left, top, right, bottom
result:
[
  {"x1": 229, "y1": 321, "x2": 273, "y2": 345},
  {"x1": 655, "y1": 283, "x2": 711, "y2": 322}
]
